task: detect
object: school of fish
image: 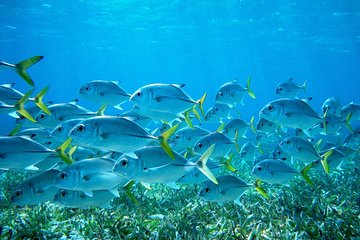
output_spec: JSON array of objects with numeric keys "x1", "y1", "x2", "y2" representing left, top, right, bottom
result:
[{"x1": 1, "y1": 56, "x2": 359, "y2": 208}]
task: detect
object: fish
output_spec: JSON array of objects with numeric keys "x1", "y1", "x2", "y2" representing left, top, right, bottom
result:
[
  {"x1": 130, "y1": 83, "x2": 206, "y2": 124},
  {"x1": 53, "y1": 158, "x2": 127, "y2": 197},
  {"x1": 239, "y1": 141, "x2": 260, "y2": 162},
  {"x1": 279, "y1": 136, "x2": 331, "y2": 164},
  {"x1": 340, "y1": 102, "x2": 360, "y2": 131},
  {"x1": 256, "y1": 117, "x2": 278, "y2": 133},
  {"x1": 35, "y1": 100, "x2": 106, "y2": 128},
  {"x1": 259, "y1": 98, "x2": 322, "y2": 132},
  {"x1": 170, "y1": 126, "x2": 210, "y2": 152},
  {"x1": 193, "y1": 132, "x2": 234, "y2": 161},
  {"x1": 322, "y1": 112, "x2": 343, "y2": 135},
  {"x1": 50, "y1": 119, "x2": 83, "y2": 142},
  {"x1": 275, "y1": 78, "x2": 306, "y2": 98},
  {"x1": 79, "y1": 80, "x2": 131, "y2": 110},
  {"x1": 251, "y1": 159, "x2": 313, "y2": 185},
  {"x1": 321, "y1": 97, "x2": 341, "y2": 116},
  {"x1": 0, "y1": 56, "x2": 43, "y2": 87},
  {"x1": 215, "y1": 77, "x2": 255, "y2": 107},
  {"x1": 204, "y1": 103, "x2": 232, "y2": 123},
  {"x1": 113, "y1": 145, "x2": 218, "y2": 186},
  {"x1": 0, "y1": 89, "x2": 37, "y2": 122},
  {"x1": 120, "y1": 110, "x2": 153, "y2": 128},
  {"x1": 221, "y1": 117, "x2": 255, "y2": 140},
  {"x1": 10, "y1": 169, "x2": 60, "y2": 206},
  {"x1": 0, "y1": 136, "x2": 55, "y2": 171},
  {"x1": 53, "y1": 189, "x2": 117, "y2": 209},
  {"x1": 311, "y1": 148, "x2": 348, "y2": 172},
  {"x1": 69, "y1": 116, "x2": 177, "y2": 159},
  {"x1": 0, "y1": 84, "x2": 51, "y2": 115},
  {"x1": 16, "y1": 127, "x2": 60, "y2": 148},
  {"x1": 343, "y1": 126, "x2": 360, "y2": 150},
  {"x1": 199, "y1": 175, "x2": 252, "y2": 205}
]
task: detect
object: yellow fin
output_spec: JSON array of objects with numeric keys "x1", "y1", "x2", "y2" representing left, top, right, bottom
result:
[
  {"x1": 197, "y1": 93, "x2": 207, "y2": 117},
  {"x1": 321, "y1": 149, "x2": 333, "y2": 174},
  {"x1": 184, "y1": 109, "x2": 194, "y2": 128},
  {"x1": 123, "y1": 180, "x2": 139, "y2": 204},
  {"x1": 15, "y1": 56, "x2": 44, "y2": 87},
  {"x1": 196, "y1": 144, "x2": 218, "y2": 185},
  {"x1": 34, "y1": 85, "x2": 51, "y2": 115},
  {"x1": 249, "y1": 116, "x2": 256, "y2": 133},
  {"x1": 56, "y1": 138, "x2": 74, "y2": 164},
  {"x1": 246, "y1": 76, "x2": 256, "y2": 99},
  {"x1": 254, "y1": 179, "x2": 269, "y2": 199},
  {"x1": 96, "y1": 104, "x2": 107, "y2": 116},
  {"x1": 300, "y1": 162, "x2": 315, "y2": 186},
  {"x1": 159, "y1": 123, "x2": 179, "y2": 160},
  {"x1": 15, "y1": 89, "x2": 36, "y2": 122},
  {"x1": 224, "y1": 154, "x2": 237, "y2": 172},
  {"x1": 8, "y1": 123, "x2": 22, "y2": 136}
]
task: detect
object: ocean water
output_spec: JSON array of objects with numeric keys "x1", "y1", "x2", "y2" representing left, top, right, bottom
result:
[{"x1": 0, "y1": 1, "x2": 359, "y2": 239}]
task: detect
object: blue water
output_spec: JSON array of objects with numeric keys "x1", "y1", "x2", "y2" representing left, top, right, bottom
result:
[{"x1": 0, "y1": 0, "x2": 359, "y2": 133}]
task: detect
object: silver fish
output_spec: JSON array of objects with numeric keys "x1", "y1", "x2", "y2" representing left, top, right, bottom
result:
[
  {"x1": 204, "y1": 103, "x2": 232, "y2": 123},
  {"x1": 79, "y1": 80, "x2": 130, "y2": 110},
  {"x1": 10, "y1": 169, "x2": 60, "y2": 206},
  {"x1": 259, "y1": 98, "x2": 322, "y2": 131},
  {"x1": 193, "y1": 132, "x2": 234, "y2": 160},
  {"x1": 275, "y1": 78, "x2": 306, "y2": 98},
  {"x1": 170, "y1": 126, "x2": 210, "y2": 152},
  {"x1": 321, "y1": 97, "x2": 341, "y2": 116},
  {"x1": 215, "y1": 77, "x2": 255, "y2": 107},
  {"x1": 199, "y1": 175, "x2": 252, "y2": 205}
]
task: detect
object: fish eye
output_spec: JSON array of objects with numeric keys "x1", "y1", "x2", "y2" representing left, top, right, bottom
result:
[
  {"x1": 60, "y1": 190, "x2": 67, "y2": 197},
  {"x1": 197, "y1": 143, "x2": 203, "y2": 149},
  {"x1": 260, "y1": 122, "x2": 264, "y2": 126},
  {"x1": 57, "y1": 127, "x2": 63, "y2": 132},
  {"x1": 77, "y1": 124, "x2": 85, "y2": 132},
  {"x1": 120, "y1": 159, "x2": 128, "y2": 167},
  {"x1": 205, "y1": 187, "x2": 210, "y2": 193},
  {"x1": 219, "y1": 92, "x2": 223, "y2": 97},
  {"x1": 279, "y1": 87, "x2": 282, "y2": 91},
  {"x1": 286, "y1": 140, "x2": 290, "y2": 145},
  {"x1": 215, "y1": 108, "x2": 219, "y2": 112},
  {"x1": 257, "y1": 166, "x2": 262, "y2": 171},
  {"x1": 136, "y1": 91, "x2": 141, "y2": 97},
  {"x1": 15, "y1": 190, "x2": 22, "y2": 197},
  {"x1": 268, "y1": 105, "x2": 273, "y2": 111},
  {"x1": 40, "y1": 113, "x2": 45, "y2": 119},
  {"x1": 175, "y1": 135, "x2": 179, "y2": 139},
  {"x1": 58, "y1": 172, "x2": 68, "y2": 179},
  {"x1": 85, "y1": 86, "x2": 89, "y2": 91}
]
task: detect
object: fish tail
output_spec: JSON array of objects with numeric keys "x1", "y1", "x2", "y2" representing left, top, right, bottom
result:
[
  {"x1": 321, "y1": 149, "x2": 334, "y2": 175},
  {"x1": 191, "y1": 106, "x2": 201, "y2": 121},
  {"x1": 14, "y1": 56, "x2": 44, "y2": 87},
  {"x1": 56, "y1": 138, "x2": 74, "y2": 164},
  {"x1": 300, "y1": 162, "x2": 315, "y2": 186},
  {"x1": 345, "y1": 113, "x2": 353, "y2": 133},
  {"x1": 234, "y1": 130, "x2": 240, "y2": 152},
  {"x1": 254, "y1": 179, "x2": 270, "y2": 199},
  {"x1": 302, "y1": 80, "x2": 307, "y2": 91},
  {"x1": 197, "y1": 92, "x2": 207, "y2": 117},
  {"x1": 34, "y1": 85, "x2": 51, "y2": 115},
  {"x1": 123, "y1": 180, "x2": 139, "y2": 204},
  {"x1": 159, "y1": 123, "x2": 179, "y2": 160},
  {"x1": 224, "y1": 154, "x2": 237, "y2": 172},
  {"x1": 246, "y1": 76, "x2": 256, "y2": 99},
  {"x1": 249, "y1": 116, "x2": 256, "y2": 133},
  {"x1": 195, "y1": 144, "x2": 218, "y2": 184},
  {"x1": 96, "y1": 104, "x2": 107, "y2": 116},
  {"x1": 184, "y1": 109, "x2": 194, "y2": 128},
  {"x1": 15, "y1": 89, "x2": 36, "y2": 122},
  {"x1": 216, "y1": 122, "x2": 225, "y2": 133},
  {"x1": 7, "y1": 123, "x2": 22, "y2": 136}
]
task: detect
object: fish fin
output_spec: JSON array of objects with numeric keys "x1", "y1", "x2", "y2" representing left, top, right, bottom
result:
[
  {"x1": 345, "y1": 113, "x2": 353, "y2": 133},
  {"x1": 124, "y1": 152, "x2": 137, "y2": 159},
  {"x1": 302, "y1": 80, "x2": 307, "y2": 91},
  {"x1": 8, "y1": 123, "x2": 22, "y2": 136},
  {"x1": 224, "y1": 155, "x2": 237, "y2": 172},
  {"x1": 140, "y1": 182, "x2": 151, "y2": 190},
  {"x1": 34, "y1": 86, "x2": 51, "y2": 115},
  {"x1": 216, "y1": 122, "x2": 225, "y2": 133},
  {"x1": 300, "y1": 162, "x2": 315, "y2": 186},
  {"x1": 96, "y1": 104, "x2": 107, "y2": 115},
  {"x1": 184, "y1": 109, "x2": 194, "y2": 128},
  {"x1": 197, "y1": 93, "x2": 207, "y2": 118},
  {"x1": 159, "y1": 123, "x2": 179, "y2": 160},
  {"x1": 113, "y1": 104, "x2": 123, "y2": 110},
  {"x1": 254, "y1": 179, "x2": 270, "y2": 199},
  {"x1": 249, "y1": 116, "x2": 256, "y2": 133},
  {"x1": 314, "y1": 139, "x2": 323, "y2": 152},
  {"x1": 8, "y1": 111, "x2": 19, "y2": 118},
  {"x1": 171, "y1": 83, "x2": 186, "y2": 88},
  {"x1": 195, "y1": 144, "x2": 218, "y2": 185},
  {"x1": 15, "y1": 89, "x2": 36, "y2": 122},
  {"x1": 83, "y1": 191, "x2": 93, "y2": 197},
  {"x1": 321, "y1": 149, "x2": 333, "y2": 174},
  {"x1": 56, "y1": 138, "x2": 74, "y2": 164},
  {"x1": 192, "y1": 106, "x2": 201, "y2": 121},
  {"x1": 101, "y1": 202, "x2": 113, "y2": 209},
  {"x1": 25, "y1": 165, "x2": 39, "y2": 171},
  {"x1": 246, "y1": 76, "x2": 256, "y2": 99},
  {"x1": 69, "y1": 99, "x2": 79, "y2": 105},
  {"x1": 1, "y1": 83, "x2": 15, "y2": 88},
  {"x1": 108, "y1": 188, "x2": 120, "y2": 197},
  {"x1": 234, "y1": 197, "x2": 242, "y2": 206},
  {"x1": 15, "y1": 56, "x2": 44, "y2": 87},
  {"x1": 123, "y1": 180, "x2": 139, "y2": 204},
  {"x1": 166, "y1": 182, "x2": 180, "y2": 189}
]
